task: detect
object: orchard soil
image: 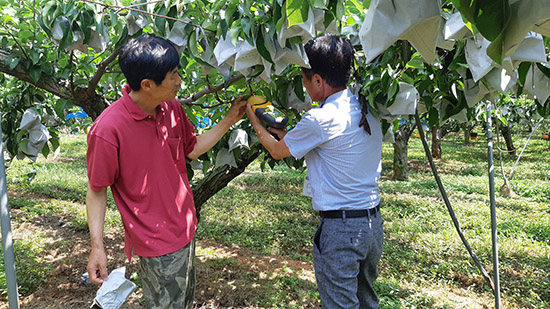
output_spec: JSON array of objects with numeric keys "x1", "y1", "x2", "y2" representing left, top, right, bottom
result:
[{"x1": 1, "y1": 191, "x2": 317, "y2": 308}]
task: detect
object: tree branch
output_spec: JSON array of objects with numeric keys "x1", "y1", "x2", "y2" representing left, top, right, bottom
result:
[
  {"x1": 88, "y1": 48, "x2": 121, "y2": 95},
  {"x1": 79, "y1": 0, "x2": 214, "y2": 33},
  {"x1": 125, "y1": 0, "x2": 165, "y2": 9},
  {"x1": 0, "y1": 50, "x2": 71, "y2": 99},
  {"x1": 187, "y1": 102, "x2": 226, "y2": 108},
  {"x1": 2, "y1": 29, "x2": 30, "y2": 61},
  {"x1": 178, "y1": 74, "x2": 245, "y2": 105}
]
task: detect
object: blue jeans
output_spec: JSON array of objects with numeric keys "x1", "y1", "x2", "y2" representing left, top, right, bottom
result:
[{"x1": 313, "y1": 211, "x2": 384, "y2": 308}]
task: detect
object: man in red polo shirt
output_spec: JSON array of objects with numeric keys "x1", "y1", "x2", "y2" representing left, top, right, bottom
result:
[{"x1": 85, "y1": 34, "x2": 246, "y2": 308}]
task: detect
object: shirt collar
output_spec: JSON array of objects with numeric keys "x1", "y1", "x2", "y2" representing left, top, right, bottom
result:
[
  {"x1": 320, "y1": 89, "x2": 349, "y2": 108},
  {"x1": 121, "y1": 85, "x2": 166, "y2": 121}
]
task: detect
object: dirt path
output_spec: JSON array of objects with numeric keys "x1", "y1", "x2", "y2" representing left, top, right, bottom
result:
[{"x1": 0, "y1": 196, "x2": 317, "y2": 308}]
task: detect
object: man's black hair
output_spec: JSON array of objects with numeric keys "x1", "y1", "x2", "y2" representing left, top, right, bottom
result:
[
  {"x1": 302, "y1": 34, "x2": 354, "y2": 88},
  {"x1": 119, "y1": 34, "x2": 180, "y2": 91}
]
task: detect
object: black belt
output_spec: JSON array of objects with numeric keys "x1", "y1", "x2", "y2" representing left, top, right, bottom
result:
[{"x1": 319, "y1": 204, "x2": 380, "y2": 219}]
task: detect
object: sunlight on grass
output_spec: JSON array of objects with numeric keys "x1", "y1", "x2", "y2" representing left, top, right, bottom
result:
[
  {"x1": 2, "y1": 132, "x2": 549, "y2": 308},
  {"x1": 199, "y1": 132, "x2": 550, "y2": 308}
]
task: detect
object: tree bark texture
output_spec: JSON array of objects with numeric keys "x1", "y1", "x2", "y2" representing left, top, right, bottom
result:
[
  {"x1": 0, "y1": 50, "x2": 109, "y2": 120},
  {"x1": 500, "y1": 126, "x2": 516, "y2": 156},
  {"x1": 191, "y1": 147, "x2": 260, "y2": 220},
  {"x1": 393, "y1": 123, "x2": 415, "y2": 181},
  {"x1": 463, "y1": 125, "x2": 471, "y2": 145},
  {"x1": 431, "y1": 126, "x2": 442, "y2": 159}
]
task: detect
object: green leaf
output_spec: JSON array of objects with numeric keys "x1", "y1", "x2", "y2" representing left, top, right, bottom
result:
[
  {"x1": 154, "y1": 5, "x2": 167, "y2": 34},
  {"x1": 110, "y1": 10, "x2": 119, "y2": 28},
  {"x1": 336, "y1": 0, "x2": 345, "y2": 20},
  {"x1": 292, "y1": 76, "x2": 305, "y2": 101},
  {"x1": 363, "y1": 0, "x2": 372, "y2": 9},
  {"x1": 326, "y1": 0, "x2": 344, "y2": 22},
  {"x1": 388, "y1": 81, "x2": 399, "y2": 102},
  {"x1": 406, "y1": 59, "x2": 424, "y2": 70},
  {"x1": 474, "y1": 0, "x2": 510, "y2": 42},
  {"x1": 242, "y1": 17, "x2": 252, "y2": 37},
  {"x1": 29, "y1": 66, "x2": 42, "y2": 83},
  {"x1": 165, "y1": 4, "x2": 178, "y2": 29},
  {"x1": 40, "y1": 0, "x2": 59, "y2": 31},
  {"x1": 286, "y1": 0, "x2": 310, "y2": 28},
  {"x1": 381, "y1": 119, "x2": 391, "y2": 136},
  {"x1": 213, "y1": 0, "x2": 226, "y2": 13},
  {"x1": 348, "y1": 0, "x2": 363, "y2": 11},
  {"x1": 486, "y1": 31, "x2": 505, "y2": 64},
  {"x1": 79, "y1": 10, "x2": 93, "y2": 44},
  {"x1": 229, "y1": 22, "x2": 241, "y2": 46},
  {"x1": 536, "y1": 63, "x2": 550, "y2": 79},
  {"x1": 50, "y1": 136, "x2": 60, "y2": 151},
  {"x1": 225, "y1": 5, "x2": 238, "y2": 29},
  {"x1": 41, "y1": 143, "x2": 50, "y2": 158},
  {"x1": 255, "y1": 28, "x2": 273, "y2": 64},
  {"x1": 58, "y1": 26, "x2": 74, "y2": 51},
  {"x1": 114, "y1": 25, "x2": 128, "y2": 49},
  {"x1": 368, "y1": 91, "x2": 375, "y2": 108},
  {"x1": 29, "y1": 50, "x2": 41, "y2": 65},
  {"x1": 452, "y1": 0, "x2": 476, "y2": 27},
  {"x1": 6, "y1": 55, "x2": 19, "y2": 70},
  {"x1": 323, "y1": 9, "x2": 335, "y2": 30},
  {"x1": 401, "y1": 72, "x2": 415, "y2": 85},
  {"x1": 380, "y1": 72, "x2": 390, "y2": 90},
  {"x1": 53, "y1": 100, "x2": 72, "y2": 119},
  {"x1": 453, "y1": 0, "x2": 510, "y2": 64},
  {"x1": 273, "y1": 0, "x2": 282, "y2": 23},
  {"x1": 448, "y1": 52, "x2": 467, "y2": 71},
  {"x1": 18, "y1": 139, "x2": 29, "y2": 154},
  {"x1": 219, "y1": 19, "x2": 228, "y2": 38},
  {"x1": 37, "y1": 14, "x2": 51, "y2": 37},
  {"x1": 516, "y1": 62, "x2": 531, "y2": 96}
]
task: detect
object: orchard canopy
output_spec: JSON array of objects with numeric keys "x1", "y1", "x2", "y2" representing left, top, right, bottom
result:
[{"x1": 1, "y1": 0, "x2": 550, "y2": 205}]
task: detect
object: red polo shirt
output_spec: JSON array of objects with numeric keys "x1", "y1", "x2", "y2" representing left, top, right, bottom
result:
[{"x1": 87, "y1": 85, "x2": 197, "y2": 260}]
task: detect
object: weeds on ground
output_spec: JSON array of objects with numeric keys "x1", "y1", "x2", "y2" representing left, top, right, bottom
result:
[{"x1": 1, "y1": 132, "x2": 549, "y2": 308}]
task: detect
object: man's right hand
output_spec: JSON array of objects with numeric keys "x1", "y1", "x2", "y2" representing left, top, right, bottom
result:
[
  {"x1": 267, "y1": 126, "x2": 288, "y2": 141},
  {"x1": 87, "y1": 247, "x2": 109, "y2": 284}
]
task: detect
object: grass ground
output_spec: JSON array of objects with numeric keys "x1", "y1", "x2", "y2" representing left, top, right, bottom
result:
[{"x1": 0, "y1": 131, "x2": 549, "y2": 308}]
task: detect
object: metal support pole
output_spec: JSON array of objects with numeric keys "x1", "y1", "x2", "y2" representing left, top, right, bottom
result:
[
  {"x1": 487, "y1": 102, "x2": 501, "y2": 308},
  {"x1": 0, "y1": 116, "x2": 20, "y2": 308}
]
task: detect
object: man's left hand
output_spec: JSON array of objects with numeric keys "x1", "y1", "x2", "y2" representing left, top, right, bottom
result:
[{"x1": 227, "y1": 96, "x2": 247, "y2": 123}]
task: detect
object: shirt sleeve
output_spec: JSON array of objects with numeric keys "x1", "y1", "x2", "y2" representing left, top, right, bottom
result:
[
  {"x1": 284, "y1": 111, "x2": 324, "y2": 159},
  {"x1": 87, "y1": 133, "x2": 119, "y2": 191}
]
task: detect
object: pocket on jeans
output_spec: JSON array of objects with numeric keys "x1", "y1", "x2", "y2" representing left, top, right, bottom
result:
[{"x1": 313, "y1": 222, "x2": 323, "y2": 254}]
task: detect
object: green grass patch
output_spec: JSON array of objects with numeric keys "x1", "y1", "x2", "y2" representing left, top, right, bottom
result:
[
  {"x1": 199, "y1": 132, "x2": 550, "y2": 307},
  {"x1": 2, "y1": 131, "x2": 549, "y2": 308},
  {"x1": 0, "y1": 241, "x2": 50, "y2": 297}
]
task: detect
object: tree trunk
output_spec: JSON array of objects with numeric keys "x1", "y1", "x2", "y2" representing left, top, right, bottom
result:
[
  {"x1": 463, "y1": 125, "x2": 471, "y2": 145},
  {"x1": 501, "y1": 126, "x2": 516, "y2": 156},
  {"x1": 431, "y1": 126, "x2": 442, "y2": 159},
  {"x1": 393, "y1": 123, "x2": 415, "y2": 181},
  {"x1": 191, "y1": 147, "x2": 260, "y2": 220},
  {"x1": 72, "y1": 85, "x2": 110, "y2": 120}
]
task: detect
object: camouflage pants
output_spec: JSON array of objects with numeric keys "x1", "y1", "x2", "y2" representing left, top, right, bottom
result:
[{"x1": 139, "y1": 239, "x2": 196, "y2": 309}]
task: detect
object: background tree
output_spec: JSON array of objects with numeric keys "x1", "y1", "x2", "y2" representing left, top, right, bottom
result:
[{"x1": 2, "y1": 0, "x2": 549, "y2": 197}]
